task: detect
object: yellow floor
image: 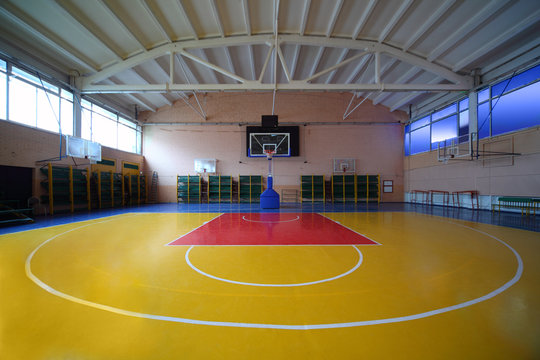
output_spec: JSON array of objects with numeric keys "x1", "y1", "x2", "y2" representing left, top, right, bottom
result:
[{"x1": 1, "y1": 212, "x2": 539, "y2": 359}]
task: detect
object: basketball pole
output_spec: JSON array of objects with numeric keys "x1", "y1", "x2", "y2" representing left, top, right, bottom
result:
[{"x1": 260, "y1": 150, "x2": 280, "y2": 209}]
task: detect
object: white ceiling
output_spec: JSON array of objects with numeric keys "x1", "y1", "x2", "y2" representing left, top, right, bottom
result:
[{"x1": 0, "y1": 0, "x2": 539, "y2": 118}]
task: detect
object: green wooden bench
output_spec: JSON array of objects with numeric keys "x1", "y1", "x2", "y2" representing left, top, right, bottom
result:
[{"x1": 492, "y1": 197, "x2": 539, "y2": 216}]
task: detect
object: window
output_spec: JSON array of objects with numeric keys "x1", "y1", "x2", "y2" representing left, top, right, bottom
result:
[
  {"x1": 431, "y1": 115, "x2": 458, "y2": 147},
  {"x1": 459, "y1": 110, "x2": 469, "y2": 138},
  {"x1": 476, "y1": 63, "x2": 540, "y2": 139},
  {"x1": 432, "y1": 104, "x2": 457, "y2": 122},
  {"x1": 81, "y1": 106, "x2": 92, "y2": 141},
  {"x1": 406, "y1": 98, "x2": 465, "y2": 155},
  {"x1": 411, "y1": 116, "x2": 430, "y2": 130},
  {"x1": 410, "y1": 125, "x2": 430, "y2": 154},
  {"x1": 477, "y1": 102, "x2": 490, "y2": 139},
  {"x1": 491, "y1": 63, "x2": 540, "y2": 97},
  {"x1": 0, "y1": 70, "x2": 6, "y2": 120},
  {"x1": 36, "y1": 88, "x2": 60, "y2": 133},
  {"x1": 459, "y1": 98, "x2": 469, "y2": 111},
  {"x1": 118, "y1": 122, "x2": 137, "y2": 153},
  {"x1": 477, "y1": 88, "x2": 490, "y2": 103},
  {"x1": 4, "y1": 63, "x2": 74, "y2": 135},
  {"x1": 9, "y1": 76, "x2": 37, "y2": 127},
  {"x1": 492, "y1": 81, "x2": 540, "y2": 136},
  {"x1": 92, "y1": 111, "x2": 117, "y2": 148},
  {"x1": 79, "y1": 100, "x2": 140, "y2": 154},
  {"x1": 404, "y1": 125, "x2": 410, "y2": 156},
  {"x1": 2, "y1": 58, "x2": 140, "y2": 154}
]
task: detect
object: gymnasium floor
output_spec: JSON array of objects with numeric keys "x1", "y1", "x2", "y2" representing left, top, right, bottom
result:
[{"x1": 1, "y1": 203, "x2": 539, "y2": 359}]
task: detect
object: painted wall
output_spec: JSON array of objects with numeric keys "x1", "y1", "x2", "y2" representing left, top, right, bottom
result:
[
  {"x1": 404, "y1": 127, "x2": 540, "y2": 208},
  {"x1": 0, "y1": 120, "x2": 144, "y2": 203},
  {"x1": 141, "y1": 92, "x2": 407, "y2": 203}
]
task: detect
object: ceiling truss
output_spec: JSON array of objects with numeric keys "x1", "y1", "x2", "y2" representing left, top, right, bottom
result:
[{"x1": 79, "y1": 35, "x2": 472, "y2": 94}]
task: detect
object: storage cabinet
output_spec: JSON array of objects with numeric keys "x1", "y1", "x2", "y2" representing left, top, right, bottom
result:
[
  {"x1": 357, "y1": 175, "x2": 380, "y2": 203},
  {"x1": 331, "y1": 174, "x2": 356, "y2": 203},
  {"x1": 177, "y1": 175, "x2": 201, "y2": 203},
  {"x1": 238, "y1": 175, "x2": 263, "y2": 203},
  {"x1": 208, "y1": 175, "x2": 232, "y2": 203},
  {"x1": 301, "y1": 175, "x2": 325, "y2": 203},
  {"x1": 40, "y1": 163, "x2": 90, "y2": 214}
]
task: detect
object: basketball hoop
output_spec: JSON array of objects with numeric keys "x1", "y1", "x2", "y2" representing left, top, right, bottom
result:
[{"x1": 264, "y1": 149, "x2": 275, "y2": 160}]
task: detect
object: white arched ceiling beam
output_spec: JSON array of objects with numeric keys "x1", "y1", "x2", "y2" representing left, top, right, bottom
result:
[{"x1": 79, "y1": 35, "x2": 472, "y2": 93}]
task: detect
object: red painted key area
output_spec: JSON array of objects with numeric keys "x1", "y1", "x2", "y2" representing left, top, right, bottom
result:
[{"x1": 169, "y1": 213, "x2": 377, "y2": 246}]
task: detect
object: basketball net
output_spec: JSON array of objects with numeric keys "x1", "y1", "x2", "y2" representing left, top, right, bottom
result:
[{"x1": 264, "y1": 149, "x2": 275, "y2": 160}]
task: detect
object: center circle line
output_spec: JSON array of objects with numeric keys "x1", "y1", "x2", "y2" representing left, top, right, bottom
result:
[
  {"x1": 24, "y1": 214, "x2": 523, "y2": 330},
  {"x1": 184, "y1": 245, "x2": 363, "y2": 287},
  {"x1": 241, "y1": 215, "x2": 300, "y2": 223}
]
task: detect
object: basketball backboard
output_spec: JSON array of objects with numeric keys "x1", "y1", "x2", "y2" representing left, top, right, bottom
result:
[{"x1": 249, "y1": 133, "x2": 290, "y2": 157}]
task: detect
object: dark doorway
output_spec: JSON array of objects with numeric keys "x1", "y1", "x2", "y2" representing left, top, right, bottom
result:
[{"x1": 0, "y1": 165, "x2": 33, "y2": 209}]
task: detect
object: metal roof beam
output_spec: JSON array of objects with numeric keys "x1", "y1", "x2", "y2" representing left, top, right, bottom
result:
[
  {"x1": 50, "y1": 0, "x2": 122, "y2": 61},
  {"x1": 345, "y1": 54, "x2": 372, "y2": 84},
  {"x1": 378, "y1": 0, "x2": 413, "y2": 43},
  {"x1": 128, "y1": 69, "x2": 172, "y2": 106},
  {"x1": 305, "y1": 51, "x2": 366, "y2": 83},
  {"x1": 0, "y1": 3, "x2": 97, "y2": 73},
  {"x1": 306, "y1": 46, "x2": 325, "y2": 79},
  {"x1": 223, "y1": 47, "x2": 237, "y2": 79},
  {"x1": 179, "y1": 49, "x2": 246, "y2": 83},
  {"x1": 453, "y1": 8, "x2": 540, "y2": 72},
  {"x1": 241, "y1": 0, "x2": 251, "y2": 36},
  {"x1": 352, "y1": 0, "x2": 378, "y2": 39},
  {"x1": 82, "y1": 82, "x2": 468, "y2": 93},
  {"x1": 372, "y1": 67, "x2": 421, "y2": 105},
  {"x1": 102, "y1": 79, "x2": 156, "y2": 112},
  {"x1": 81, "y1": 35, "x2": 472, "y2": 88},
  {"x1": 299, "y1": 0, "x2": 311, "y2": 35},
  {"x1": 140, "y1": 0, "x2": 171, "y2": 43},
  {"x1": 389, "y1": 92, "x2": 421, "y2": 112},
  {"x1": 197, "y1": 49, "x2": 220, "y2": 83},
  {"x1": 289, "y1": 45, "x2": 301, "y2": 80},
  {"x1": 403, "y1": 0, "x2": 456, "y2": 52},
  {"x1": 326, "y1": 0, "x2": 344, "y2": 37},
  {"x1": 427, "y1": 0, "x2": 512, "y2": 62},
  {"x1": 174, "y1": 0, "x2": 198, "y2": 40},
  {"x1": 247, "y1": 45, "x2": 256, "y2": 80},
  {"x1": 277, "y1": 45, "x2": 291, "y2": 82},
  {"x1": 259, "y1": 45, "x2": 275, "y2": 82},
  {"x1": 389, "y1": 77, "x2": 443, "y2": 112},
  {"x1": 81, "y1": 45, "x2": 170, "y2": 86},
  {"x1": 96, "y1": 0, "x2": 146, "y2": 51},
  {"x1": 325, "y1": 48, "x2": 349, "y2": 84},
  {"x1": 175, "y1": 54, "x2": 199, "y2": 84},
  {"x1": 209, "y1": 0, "x2": 225, "y2": 37}
]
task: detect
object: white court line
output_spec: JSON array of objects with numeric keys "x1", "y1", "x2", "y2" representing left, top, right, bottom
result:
[
  {"x1": 241, "y1": 215, "x2": 300, "y2": 223},
  {"x1": 165, "y1": 213, "x2": 224, "y2": 246},
  {"x1": 25, "y1": 215, "x2": 523, "y2": 330},
  {"x1": 185, "y1": 245, "x2": 362, "y2": 287},
  {"x1": 318, "y1": 213, "x2": 382, "y2": 245}
]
